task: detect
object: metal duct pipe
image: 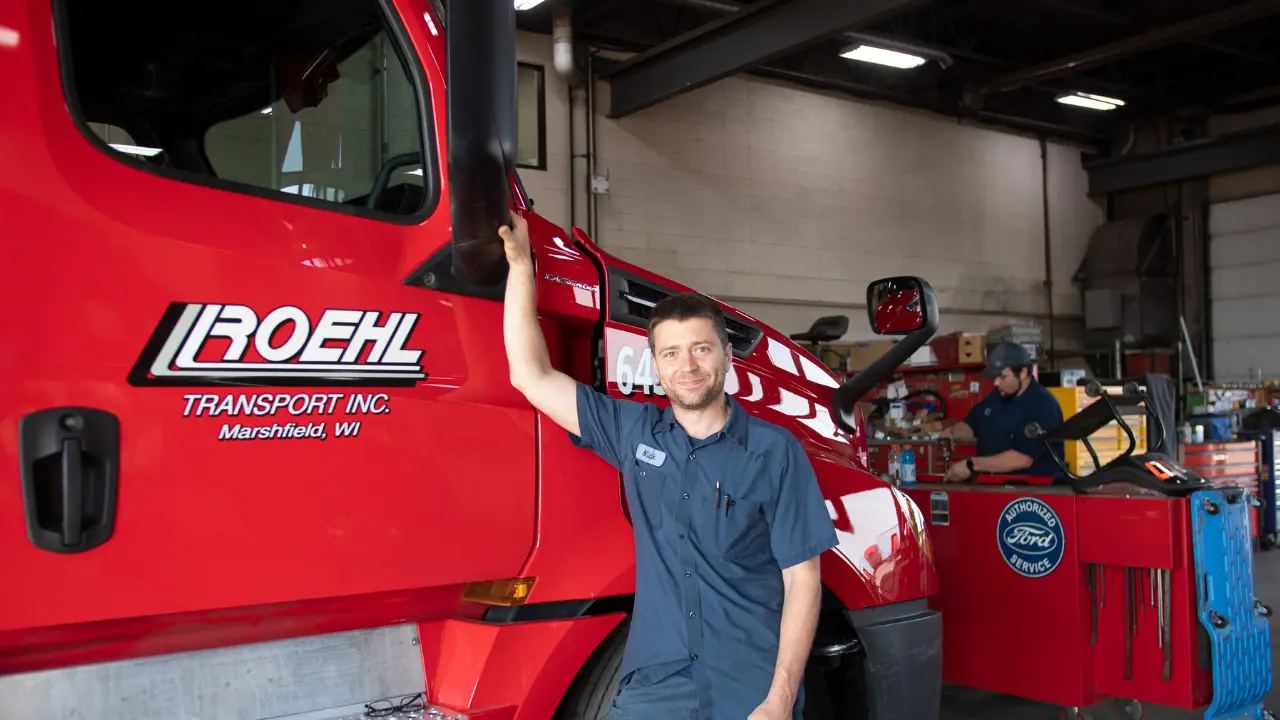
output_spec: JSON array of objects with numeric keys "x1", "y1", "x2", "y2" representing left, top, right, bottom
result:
[
  {"x1": 1040, "y1": 135, "x2": 1056, "y2": 364},
  {"x1": 552, "y1": 4, "x2": 576, "y2": 83}
]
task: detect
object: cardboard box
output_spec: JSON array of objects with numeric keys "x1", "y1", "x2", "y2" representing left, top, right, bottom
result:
[
  {"x1": 843, "y1": 340, "x2": 897, "y2": 371},
  {"x1": 958, "y1": 333, "x2": 985, "y2": 364},
  {"x1": 931, "y1": 332, "x2": 986, "y2": 367}
]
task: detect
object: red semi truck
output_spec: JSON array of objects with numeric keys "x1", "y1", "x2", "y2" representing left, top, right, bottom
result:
[{"x1": 0, "y1": 0, "x2": 944, "y2": 717}]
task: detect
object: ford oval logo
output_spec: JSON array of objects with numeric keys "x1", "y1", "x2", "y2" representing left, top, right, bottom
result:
[
  {"x1": 996, "y1": 498, "x2": 1065, "y2": 578},
  {"x1": 1002, "y1": 524, "x2": 1058, "y2": 555}
]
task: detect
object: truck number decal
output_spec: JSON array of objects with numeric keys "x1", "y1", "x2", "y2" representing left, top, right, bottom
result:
[
  {"x1": 129, "y1": 302, "x2": 428, "y2": 388},
  {"x1": 614, "y1": 344, "x2": 665, "y2": 397}
]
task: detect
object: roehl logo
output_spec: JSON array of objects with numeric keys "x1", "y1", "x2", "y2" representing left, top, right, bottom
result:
[{"x1": 129, "y1": 302, "x2": 428, "y2": 387}]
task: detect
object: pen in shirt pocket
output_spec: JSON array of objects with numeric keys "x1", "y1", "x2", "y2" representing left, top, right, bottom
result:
[{"x1": 715, "y1": 481, "x2": 722, "y2": 509}]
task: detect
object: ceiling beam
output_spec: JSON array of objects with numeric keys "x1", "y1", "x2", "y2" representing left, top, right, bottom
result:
[
  {"x1": 1024, "y1": 0, "x2": 1275, "y2": 64},
  {"x1": 603, "y1": 0, "x2": 931, "y2": 118},
  {"x1": 1085, "y1": 123, "x2": 1280, "y2": 195},
  {"x1": 980, "y1": 0, "x2": 1280, "y2": 96}
]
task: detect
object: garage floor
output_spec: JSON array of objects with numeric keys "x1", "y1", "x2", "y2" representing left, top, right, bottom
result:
[{"x1": 937, "y1": 548, "x2": 1280, "y2": 719}]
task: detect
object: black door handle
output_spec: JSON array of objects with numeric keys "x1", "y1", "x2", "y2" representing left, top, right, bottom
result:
[
  {"x1": 62, "y1": 438, "x2": 84, "y2": 548},
  {"x1": 19, "y1": 407, "x2": 119, "y2": 554}
]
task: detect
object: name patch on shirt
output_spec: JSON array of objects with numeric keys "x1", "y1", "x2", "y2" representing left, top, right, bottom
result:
[{"x1": 636, "y1": 443, "x2": 667, "y2": 467}]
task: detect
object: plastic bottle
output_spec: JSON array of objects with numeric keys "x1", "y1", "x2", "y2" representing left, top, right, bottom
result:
[
  {"x1": 900, "y1": 447, "x2": 917, "y2": 485},
  {"x1": 888, "y1": 445, "x2": 901, "y2": 486}
]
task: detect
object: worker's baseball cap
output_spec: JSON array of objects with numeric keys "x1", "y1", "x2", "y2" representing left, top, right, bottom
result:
[{"x1": 981, "y1": 341, "x2": 1034, "y2": 379}]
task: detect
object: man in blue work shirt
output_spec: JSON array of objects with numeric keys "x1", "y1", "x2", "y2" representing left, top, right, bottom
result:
[
  {"x1": 939, "y1": 342, "x2": 1065, "y2": 482},
  {"x1": 498, "y1": 212, "x2": 838, "y2": 720}
]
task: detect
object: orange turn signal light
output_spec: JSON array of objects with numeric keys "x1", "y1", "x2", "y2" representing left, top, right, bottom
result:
[{"x1": 463, "y1": 577, "x2": 536, "y2": 606}]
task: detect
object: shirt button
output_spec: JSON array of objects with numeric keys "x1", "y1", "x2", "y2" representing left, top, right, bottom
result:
[
  {"x1": 689, "y1": 654, "x2": 698, "y2": 661},
  {"x1": 682, "y1": 493, "x2": 690, "y2": 499},
  {"x1": 689, "y1": 453, "x2": 696, "y2": 460},
  {"x1": 685, "y1": 570, "x2": 692, "y2": 577},
  {"x1": 688, "y1": 611, "x2": 696, "y2": 618}
]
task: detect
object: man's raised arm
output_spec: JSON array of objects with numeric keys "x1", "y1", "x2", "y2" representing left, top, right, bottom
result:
[{"x1": 501, "y1": 212, "x2": 581, "y2": 436}]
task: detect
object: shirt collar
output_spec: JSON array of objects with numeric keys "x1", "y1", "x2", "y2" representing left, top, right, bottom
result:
[{"x1": 655, "y1": 393, "x2": 749, "y2": 447}]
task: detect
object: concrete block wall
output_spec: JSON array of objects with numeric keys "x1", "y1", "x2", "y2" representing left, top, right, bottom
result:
[{"x1": 515, "y1": 32, "x2": 1105, "y2": 352}]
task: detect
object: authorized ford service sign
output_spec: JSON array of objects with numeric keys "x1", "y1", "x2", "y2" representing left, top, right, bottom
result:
[{"x1": 997, "y1": 497, "x2": 1064, "y2": 578}]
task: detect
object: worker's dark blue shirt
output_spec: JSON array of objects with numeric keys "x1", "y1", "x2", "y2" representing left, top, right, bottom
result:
[
  {"x1": 571, "y1": 383, "x2": 839, "y2": 719},
  {"x1": 964, "y1": 378, "x2": 1065, "y2": 477}
]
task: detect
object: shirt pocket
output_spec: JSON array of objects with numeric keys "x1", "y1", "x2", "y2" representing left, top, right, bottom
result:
[
  {"x1": 629, "y1": 459, "x2": 671, "y2": 531},
  {"x1": 712, "y1": 499, "x2": 771, "y2": 564}
]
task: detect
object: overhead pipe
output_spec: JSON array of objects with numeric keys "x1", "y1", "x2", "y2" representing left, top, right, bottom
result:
[
  {"x1": 587, "y1": 50, "x2": 600, "y2": 240},
  {"x1": 554, "y1": 3, "x2": 579, "y2": 230}
]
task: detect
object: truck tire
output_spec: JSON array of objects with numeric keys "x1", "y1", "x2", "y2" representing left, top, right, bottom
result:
[{"x1": 555, "y1": 617, "x2": 630, "y2": 720}]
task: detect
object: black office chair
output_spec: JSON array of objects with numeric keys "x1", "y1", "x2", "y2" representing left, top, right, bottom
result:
[{"x1": 790, "y1": 316, "x2": 849, "y2": 368}]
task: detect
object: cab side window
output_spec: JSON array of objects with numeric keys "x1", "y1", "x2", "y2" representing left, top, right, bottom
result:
[{"x1": 59, "y1": 0, "x2": 435, "y2": 221}]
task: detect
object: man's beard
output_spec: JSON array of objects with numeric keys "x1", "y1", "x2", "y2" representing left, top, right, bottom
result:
[
  {"x1": 667, "y1": 370, "x2": 726, "y2": 411},
  {"x1": 997, "y1": 380, "x2": 1025, "y2": 399}
]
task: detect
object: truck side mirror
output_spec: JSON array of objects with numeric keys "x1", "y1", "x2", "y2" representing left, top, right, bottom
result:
[
  {"x1": 868, "y1": 277, "x2": 930, "y2": 335},
  {"x1": 831, "y1": 276, "x2": 940, "y2": 434}
]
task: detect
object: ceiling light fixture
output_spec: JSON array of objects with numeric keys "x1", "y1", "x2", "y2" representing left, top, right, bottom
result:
[
  {"x1": 1056, "y1": 92, "x2": 1126, "y2": 111},
  {"x1": 1078, "y1": 92, "x2": 1125, "y2": 107},
  {"x1": 840, "y1": 44, "x2": 927, "y2": 69},
  {"x1": 515, "y1": 0, "x2": 547, "y2": 9}
]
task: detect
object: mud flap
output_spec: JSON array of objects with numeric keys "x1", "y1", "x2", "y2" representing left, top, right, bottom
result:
[
  {"x1": 1191, "y1": 488, "x2": 1273, "y2": 720},
  {"x1": 845, "y1": 598, "x2": 943, "y2": 720}
]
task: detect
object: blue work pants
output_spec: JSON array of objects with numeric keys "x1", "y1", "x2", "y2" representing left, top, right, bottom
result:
[{"x1": 608, "y1": 664, "x2": 698, "y2": 720}]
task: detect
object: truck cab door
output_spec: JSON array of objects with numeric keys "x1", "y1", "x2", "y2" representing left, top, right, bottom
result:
[{"x1": 1, "y1": 0, "x2": 536, "y2": 664}]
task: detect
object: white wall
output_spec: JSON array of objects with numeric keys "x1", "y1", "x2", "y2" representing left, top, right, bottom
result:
[
  {"x1": 515, "y1": 32, "x2": 1104, "y2": 345},
  {"x1": 1209, "y1": 192, "x2": 1280, "y2": 383}
]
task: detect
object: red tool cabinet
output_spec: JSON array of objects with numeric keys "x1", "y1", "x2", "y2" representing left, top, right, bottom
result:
[
  {"x1": 1183, "y1": 440, "x2": 1261, "y2": 537},
  {"x1": 902, "y1": 482, "x2": 1213, "y2": 711}
]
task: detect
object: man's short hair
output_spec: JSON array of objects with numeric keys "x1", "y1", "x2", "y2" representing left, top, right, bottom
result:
[{"x1": 648, "y1": 292, "x2": 730, "y2": 350}]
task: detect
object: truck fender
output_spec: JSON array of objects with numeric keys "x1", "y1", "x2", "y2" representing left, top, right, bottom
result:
[{"x1": 812, "y1": 456, "x2": 939, "y2": 611}]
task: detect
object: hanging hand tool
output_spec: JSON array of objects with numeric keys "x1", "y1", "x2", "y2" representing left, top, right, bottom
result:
[
  {"x1": 1160, "y1": 568, "x2": 1172, "y2": 680},
  {"x1": 1088, "y1": 564, "x2": 1098, "y2": 645},
  {"x1": 1121, "y1": 566, "x2": 1131, "y2": 676},
  {"x1": 1125, "y1": 568, "x2": 1134, "y2": 679},
  {"x1": 1155, "y1": 568, "x2": 1163, "y2": 651}
]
